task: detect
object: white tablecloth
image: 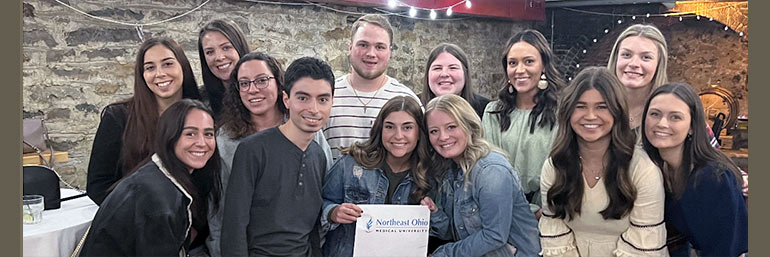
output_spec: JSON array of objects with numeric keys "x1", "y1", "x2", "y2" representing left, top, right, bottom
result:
[{"x1": 23, "y1": 189, "x2": 98, "y2": 257}]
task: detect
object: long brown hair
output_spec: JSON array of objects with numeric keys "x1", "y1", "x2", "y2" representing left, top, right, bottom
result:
[
  {"x1": 342, "y1": 96, "x2": 430, "y2": 204},
  {"x1": 198, "y1": 19, "x2": 250, "y2": 115},
  {"x1": 219, "y1": 51, "x2": 287, "y2": 139},
  {"x1": 547, "y1": 67, "x2": 637, "y2": 220},
  {"x1": 155, "y1": 99, "x2": 222, "y2": 235},
  {"x1": 491, "y1": 29, "x2": 564, "y2": 134},
  {"x1": 120, "y1": 37, "x2": 200, "y2": 176},
  {"x1": 641, "y1": 83, "x2": 742, "y2": 199}
]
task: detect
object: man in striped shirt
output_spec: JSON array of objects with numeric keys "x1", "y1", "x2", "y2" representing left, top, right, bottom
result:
[{"x1": 323, "y1": 14, "x2": 421, "y2": 160}]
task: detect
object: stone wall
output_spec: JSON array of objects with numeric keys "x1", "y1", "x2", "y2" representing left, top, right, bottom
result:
[{"x1": 23, "y1": 0, "x2": 530, "y2": 188}]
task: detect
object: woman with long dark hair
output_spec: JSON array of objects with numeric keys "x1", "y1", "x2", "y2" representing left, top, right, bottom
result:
[
  {"x1": 539, "y1": 67, "x2": 666, "y2": 256},
  {"x1": 80, "y1": 99, "x2": 221, "y2": 256},
  {"x1": 86, "y1": 37, "x2": 200, "y2": 205},
  {"x1": 422, "y1": 94, "x2": 540, "y2": 257},
  {"x1": 198, "y1": 19, "x2": 250, "y2": 116},
  {"x1": 321, "y1": 96, "x2": 430, "y2": 256},
  {"x1": 642, "y1": 83, "x2": 747, "y2": 256},
  {"x1": 482, "y1": 29, "x2": 565, "y2": 218}
]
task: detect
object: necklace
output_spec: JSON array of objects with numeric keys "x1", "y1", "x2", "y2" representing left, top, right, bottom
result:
[
  {"x1": 348, "y1": 76, "x2": 386, "y2": 113},
  {"x1": 579, "y1": 155, "x2": 603, "y2": 180}
]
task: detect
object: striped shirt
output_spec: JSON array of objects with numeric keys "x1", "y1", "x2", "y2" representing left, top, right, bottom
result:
[{"x1": 323, "y1": 74, "x2": 421, "y2": 160}]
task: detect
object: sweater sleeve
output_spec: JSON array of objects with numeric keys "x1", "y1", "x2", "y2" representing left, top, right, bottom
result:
[
  {"x1": 221, "y1": 142, "x2": 259, "y2": 256},
  {"x1": 481, "y1": 102, "x2": 502, "y2": 149},
  {"x1": 538, "y1": 158, "x2": 580, "y2": 257},
  {"x1": 87, "y1": 104, "x2": 126, "y2": 205},
  {"x1": 613, "y1": 152, "x2": 668, "y2": 256},
  {"x1": 679, "y1": 167, "x2": 748, "y2": 256}
]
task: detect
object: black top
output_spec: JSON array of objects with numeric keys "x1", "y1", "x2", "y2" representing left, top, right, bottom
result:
[
  {"x1": 665, "y1": 162, "x2": 748, "y2": 256},
  {"x1": 381, "y1": 162, "x2": 409, "y2": 204},
  {"x1": 470, "y1": 93, "x2": 491, "y2": 120},
  {"x1": 86, "y1": 102, "x2": 129, "y2": 205},
  {"x1": 80, "y1": 160, "x2": 193, "y2": 256},
  {"x1": 221, "y1": 127, "x2": 326, "y2": 257}
]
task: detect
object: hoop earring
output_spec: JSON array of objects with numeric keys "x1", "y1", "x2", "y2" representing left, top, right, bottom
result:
[
  {"x1": 507, "y1": 80, "x2": 514, "y2": 94},
  {"x1": 537, "y1": 73, "x2": 548, "y2": 90}
]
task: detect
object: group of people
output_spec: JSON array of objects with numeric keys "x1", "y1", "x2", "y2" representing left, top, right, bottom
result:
[{"x1": 76, "y1": 12, "x2": 746, "y2": 257}]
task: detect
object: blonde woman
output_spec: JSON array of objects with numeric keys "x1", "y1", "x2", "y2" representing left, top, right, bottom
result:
[{"x1": 421, "y1": 94, "x2": 539, "y2": 256}]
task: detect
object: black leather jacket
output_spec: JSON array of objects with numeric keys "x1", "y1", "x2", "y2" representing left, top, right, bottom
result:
[{"x1": 80, "y1": 155, "x2": 192, "y2": 256}]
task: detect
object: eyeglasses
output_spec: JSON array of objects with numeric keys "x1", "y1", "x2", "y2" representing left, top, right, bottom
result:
[{"x1": 238, "y1": 76, "x2": 274, "y2": 91}]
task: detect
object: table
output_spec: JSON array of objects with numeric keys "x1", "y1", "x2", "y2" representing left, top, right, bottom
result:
[
  {"x1": 23, "y1": 189, "x2": 98, "y2": 257},
  {"x1": 22, "y1": 151, "x2": 68, "y2": 165}
]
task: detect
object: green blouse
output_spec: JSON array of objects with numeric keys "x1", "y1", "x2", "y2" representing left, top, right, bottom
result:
[{"x1": 481, "y1": 101, "x2": 557, "y2": 211}]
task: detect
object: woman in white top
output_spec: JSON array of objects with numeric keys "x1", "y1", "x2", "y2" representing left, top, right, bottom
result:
[{"x1": 538, "y1": 67, "x2": 667, "y2": 256}]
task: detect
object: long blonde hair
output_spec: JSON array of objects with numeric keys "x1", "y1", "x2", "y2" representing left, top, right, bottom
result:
[
  {"x1": 425, "y1": 94, "x2": 505, "y2": 182},
  {"x1": 607, "y1": 24, "x2": 669, "y2": 92}
]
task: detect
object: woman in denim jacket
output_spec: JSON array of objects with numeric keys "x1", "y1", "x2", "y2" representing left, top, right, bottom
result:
[
  {"x1": 421, "y1": 94, "x2": 540, "y2": 257},
  {"x1": 321, "y1": 96, "x2": 431, "y2": 256}
]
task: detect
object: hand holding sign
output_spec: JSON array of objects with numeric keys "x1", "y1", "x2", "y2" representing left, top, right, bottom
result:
[{"x1": 331, "y1": 203, "x2": 363, "y2": 224}]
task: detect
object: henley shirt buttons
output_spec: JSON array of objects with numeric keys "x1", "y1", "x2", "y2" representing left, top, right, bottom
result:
[{"x1": 299, "y1": 181, "x2": 303, "y2": 186}]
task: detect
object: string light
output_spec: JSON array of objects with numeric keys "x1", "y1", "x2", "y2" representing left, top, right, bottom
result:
[
  {"x1": 382, "y1": 0, "x2": 469, "y2": 19},
  {"x1": 617, "y1": 19, "x2": 622, "y2": 24},
  {"x1": 679, "y1": 16, "x2": 683, "y2": 21},
  {"x1": 582, "y1": 49, "x2": 587, "y2": 54},
  {"x1": 725, "y1": 26, "x2": 729, "y2": 30},
  {"x1": 604, "y1": 28, "x2": 609, "y2": 33},
  {"x1": 696, "y1": 15, "x2": 701, "y2": 20},
  {"x1": 646, "y1": 13, "x2": 650, "y2": 18},
  {"x1": 709, "y1": 17, "x2": 714, "y2": 21},
  {"x1": 388, "y1": 0, "x2": 397, "y2": 9},
  {"x1": 592, "y1": 38, "x2": 597, "y2": 43},
  {"x1": 632, "y1": 15, "x2": 636, "y2": 20},
  {"x1": 739, "y1": 32, "x2": 744, "y2": 37}
]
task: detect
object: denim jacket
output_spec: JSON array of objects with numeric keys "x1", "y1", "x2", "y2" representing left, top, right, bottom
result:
[
  {"x1": 321, "y1": 154, "x2": 415, "y2": 257},
  {"x1": 430, "y1": 152, "x2": 540, "y2": 257}
]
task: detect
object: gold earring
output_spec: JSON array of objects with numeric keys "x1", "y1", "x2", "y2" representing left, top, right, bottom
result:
[{"x1": 537, "y1": 73, "x2": 548, "y2": 90}]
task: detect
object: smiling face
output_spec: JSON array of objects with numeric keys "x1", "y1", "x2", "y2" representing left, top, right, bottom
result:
[
  {"x1": 382, "y1": 111, "x2": 419, "y2": 163},
  {"x1": 427, "y1": 109, "x2": 468, "y2": 161},
  {"x1": 174, "y1": 109, "x2": 216, "y2": 173},
  {"x1": 571, "y1": 88, "x2": 614, "y2": 146},
  {"x1": 615, "y1": 36, "x2": 659, "y2": 91},
  {"x1": 506, "y1": 41, "x2": 544, "y2": 97},
  {"x1": 428, "y1": 52, "x2": 466, "y2": 97},
  {"x1": 349, "y1": 23, "x2": 391, "y2": 80},
  {"x1": 236, "y1": 60, "x2": 279, "y2": 118},
  {"x1": 645, "y1": 93, "x2": 691, "y2": 155},
  {"x1": 202, "y1": 31, "x2": 240, "y2": 82},
  {"x1": 143, "y1": 44, "x2": 184, "y2": 102},
  {"x1": 283, "y1": 77, "x2": 333, "y2": 134}
]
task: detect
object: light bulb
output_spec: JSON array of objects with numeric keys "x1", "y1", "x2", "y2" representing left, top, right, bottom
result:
[
  {"x1": 604, "y1": 29, "x2": 609, "y2": 33},
  {"x1": 465, "y1": 0, "x2": 472, "y2": 9},
  {"x1": 388, "y1": 0, "x2": 396, "y2": 9},
  {"x1": 446, "y1": 7, "x2": 453, "y2": 16},
  {"x1": 409, "y1": 7, "x2": 416, "y2": 17},
  {"x1": 430, "y1": 9, "x2": 436, "y2": 20}
]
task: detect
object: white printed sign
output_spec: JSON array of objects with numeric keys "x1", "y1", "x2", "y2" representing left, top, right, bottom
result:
[{"x1": 352, "y1": 204, "x2": 430, "y2": 257}]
